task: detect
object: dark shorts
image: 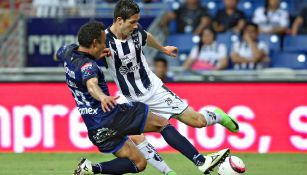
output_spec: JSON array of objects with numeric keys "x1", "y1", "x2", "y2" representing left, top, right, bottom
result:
[{"x1": 88, "y1": 102, "x2": 149, "y2": 153}]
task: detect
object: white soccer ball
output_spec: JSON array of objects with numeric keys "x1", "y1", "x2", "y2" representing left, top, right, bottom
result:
[{"x1": 218, "y1": 156, "x2": 246, "y2": 175}]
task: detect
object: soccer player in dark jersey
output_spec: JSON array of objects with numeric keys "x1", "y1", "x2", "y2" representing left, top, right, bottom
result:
[{"x1": 55, "y1": 21, "x2": 230, "y2": 175}]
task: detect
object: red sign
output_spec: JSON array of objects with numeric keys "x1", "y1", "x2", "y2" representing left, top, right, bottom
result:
[{"x1": 0, "y1": 83, "x2": 307, "y2": 153}]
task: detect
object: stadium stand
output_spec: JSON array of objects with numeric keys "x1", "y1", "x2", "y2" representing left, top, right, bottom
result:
[
  {"x1": 283, "y1": 35, "x2": 307, "y2": 53},
  {"x1": 271, "y1": 52, "x2": 307, "y2": 69}
]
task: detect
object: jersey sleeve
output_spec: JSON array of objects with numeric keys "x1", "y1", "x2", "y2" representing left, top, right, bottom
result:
[
  {"x1": 55, "y1": 44, "x2": 78, "y2": 62},
  {"x1": 81, "y1": 61, "x2": 100, "y2": 85},
  {"x1": 55, "y1": 45, "x2": 66, "y2": 62}
]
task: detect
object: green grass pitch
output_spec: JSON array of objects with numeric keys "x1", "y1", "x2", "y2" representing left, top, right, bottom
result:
[{"x1": 0, "y1": 153, "x2": 306, "y2": 175}]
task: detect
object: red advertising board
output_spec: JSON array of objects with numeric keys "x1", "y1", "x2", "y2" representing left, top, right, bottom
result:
[{"x1": 0, "y1": 83, "x2": 306, "y2": 153}]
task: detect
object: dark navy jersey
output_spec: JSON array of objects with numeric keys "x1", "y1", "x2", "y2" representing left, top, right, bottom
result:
[{"x1": 56, "y1": 44, "x2": 116, "y2": 130}]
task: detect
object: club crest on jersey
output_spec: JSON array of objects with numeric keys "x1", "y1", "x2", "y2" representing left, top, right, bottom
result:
[
  {"x1": 131, "y1": 32, "x2": 138, "y2": 38},
  {"x1": 81, "y1": 62, "x2": 93, "y2": 76},
  {"x1": 81, "y1": 62, "x2": 93, "y2": 71}
]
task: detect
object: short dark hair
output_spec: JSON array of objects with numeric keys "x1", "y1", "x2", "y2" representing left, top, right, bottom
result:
[
  {"x1": 77, "y1": 21, "x2": 106, "y2": 48},
  {"x1": 154, "y1": 57, "x2": 168, "y2": 67},
  {"x1": 114, "y1": 0, "x2": 140, "y2": 21}
]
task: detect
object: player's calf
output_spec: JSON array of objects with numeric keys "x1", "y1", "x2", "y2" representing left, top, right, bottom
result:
[
  {"x1": 177, "y1": 107, "x2": 207, "y2": 128},
  {"x1": 179, "y1": 107, "x2": 239, "y2": 133}
]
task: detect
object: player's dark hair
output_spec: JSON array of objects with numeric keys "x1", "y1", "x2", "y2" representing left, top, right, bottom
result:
[
  {"x1": 114, "y1": 0, "x2": 140, "y2": 21},
  {"x1": 78, "y1": 21, "x2": 106, "y2": 48},
  {"x1": 154, "y1": 57, "x2": 168, "y2": 67}
]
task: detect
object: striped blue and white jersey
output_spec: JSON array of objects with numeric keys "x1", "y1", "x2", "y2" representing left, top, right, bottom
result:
[{"x1": 104, "y1": 27, "x2": 163, "y2": 101}]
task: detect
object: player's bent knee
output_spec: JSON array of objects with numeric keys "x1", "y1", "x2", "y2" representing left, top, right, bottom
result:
[
  {"x1": 156, "y1": 117, "x2": 168, "y2": 131},
  {"x1": 130, "y1": 135, "x2": 146, "y2": 145},
  {"x1": 134, "y1": 156, "x2": 147, "y2": 172}
]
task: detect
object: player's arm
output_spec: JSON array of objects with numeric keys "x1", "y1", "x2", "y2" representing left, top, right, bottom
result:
[
  {"x1": 54, "y1": 46, "x2": 65, "y2": 61},
  {"x1": 53, "y1": 53, "x2": 59, "y2": 61},
  {"x1": 146, "y1": 32, "x2": 178, "y2": 58},
  {"x1": 86, "y1": 77, "x2": 118, "y2": 112}
]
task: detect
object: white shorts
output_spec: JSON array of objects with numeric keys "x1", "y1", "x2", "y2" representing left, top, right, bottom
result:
[{"x1": 117, "y1": 85, "x2": 189, "y2": 119}]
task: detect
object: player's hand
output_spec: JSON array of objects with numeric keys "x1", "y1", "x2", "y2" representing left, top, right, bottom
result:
[
  {"x1": 99, "y1": 48, "x2": 111, "y2": 59},
  {"x1": 163, "y1": 46, "x2": 178, "y2": 58},
  {"x1": 100, "y1": 96, "x2": 120, "y2": 112}
]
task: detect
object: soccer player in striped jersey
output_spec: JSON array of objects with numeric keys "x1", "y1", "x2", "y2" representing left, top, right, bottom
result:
[
  {"x1": 104, "y1": 0, "x2": 240, "y2": 174},
  {"x1": 56, "y1": 21, "x2": 230, "y2": 175}
]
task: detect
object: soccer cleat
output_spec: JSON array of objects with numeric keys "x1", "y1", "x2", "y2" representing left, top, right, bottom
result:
[
  {"x1": 215, "y1": 108, "x2": 239, "y2": 133},
  {"x1": 73, "y1": 158, "x2": 93, "y2": 175},
  {"x1": 166, "y1": 170, "x2": 177, "y2": 175},
  {"x1": 198, "y1": 148, "x2": 230, "y2": 174}
]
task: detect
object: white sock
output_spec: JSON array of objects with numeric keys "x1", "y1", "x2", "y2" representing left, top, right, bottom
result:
[
  {"x1": 202, "y1": 110, "x2": 222, "y2": 126},
  {"x1": 137, "y1": 140, "x2": 173, "y2": 174}
]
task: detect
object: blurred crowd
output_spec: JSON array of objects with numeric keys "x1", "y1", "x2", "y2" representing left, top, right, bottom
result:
[
  {"x1": 156, "y1": 0, "x2": 307, "y2": 77},
  {"x1": 1, "y1": 0, "x2": 307, "y2": 78}
]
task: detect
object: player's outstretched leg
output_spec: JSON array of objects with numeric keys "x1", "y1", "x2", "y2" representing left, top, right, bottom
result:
[
  {"x1": 214, "y1": 108, "x2": 239, "y2": 133},
  {"x1": 74, "y1": 158, "x2": 93, "y2": 175},
  {"x1": 178, "y1": 107, "x2": 239, "y2": 133},
  {"x1": 130, "y1": 135, "x2": 176, "y2": 175},
  {"x1": 198, "y1": 148, "x2": 230, "y2": 174},
  {"x1": 74, "y1": 140, "x2": 147, "y2": 175},
  {"x1": 144, "y1": 112, "x2": 230, "y2": 174}
]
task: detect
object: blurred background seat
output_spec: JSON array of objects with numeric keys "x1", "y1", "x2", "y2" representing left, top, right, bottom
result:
[
  {"x1": 271, "y1": 52, "x2": 307, "y2": 69},
  {"x1": 283, "y1": 35, "x2": 307, "y2": 53}
]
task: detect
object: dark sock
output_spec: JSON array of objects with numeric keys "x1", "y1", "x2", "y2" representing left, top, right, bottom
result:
[
  {"x1": 92, "y1": 158, "x2": 139, "y2": 174},
  {"x1": 161, "y1": 124, "x2": 206, "y2": 166}
]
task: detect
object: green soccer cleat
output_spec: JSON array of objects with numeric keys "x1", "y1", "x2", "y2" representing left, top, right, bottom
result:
[
  {"x1": 198, "y1": 148, "x2": 230, "y2": 174},
  {"x1": 73, "y1": 158, "x2": 93, "y2": 175},
  {"x1": 215, "y1": 108, "x2": 239, "y2": 133},
  {"x1": 166, "y1": 170, "x2": 177, "y2": 175}
]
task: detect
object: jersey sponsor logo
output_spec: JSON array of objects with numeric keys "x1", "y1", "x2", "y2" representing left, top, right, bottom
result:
[
  {"x1": 78, "y1": 107, "x2": 98, "y2": 115},
  {"x1": 120, "y1": 55, "x2": 133, "y2": 65},
  {"x1": 64, "y1": 62, "x2": 75, "y2": 79},
  {"x1": 119, "y1": 63, "x2": 140, "y2": 75},
  {"x1": 67, "y1": 79, "x2": 77, "y2": 88},
  {"x1": 92, "y1": 128, "x2": 117, "y2": 143}
]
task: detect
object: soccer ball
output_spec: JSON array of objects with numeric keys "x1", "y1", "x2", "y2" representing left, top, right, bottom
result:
[{"x1": 218, "y1": 156, "x2": 246, "y2": 175}]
